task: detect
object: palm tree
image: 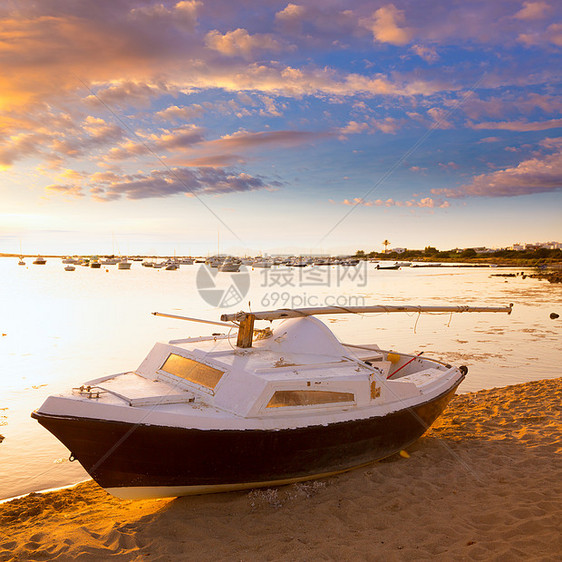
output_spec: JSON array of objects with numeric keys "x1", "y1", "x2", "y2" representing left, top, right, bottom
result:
[{"x1": 382, "y1": 239, "x2": 390, "y2": 254}]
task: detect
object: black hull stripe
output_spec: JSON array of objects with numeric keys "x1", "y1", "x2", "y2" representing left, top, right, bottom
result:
[{"x1": 32, "y1": 383, "x2": 460, "y2": 491}]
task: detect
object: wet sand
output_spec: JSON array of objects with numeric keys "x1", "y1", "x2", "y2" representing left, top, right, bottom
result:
[{"x1": 1, "y1": 377, "x2": 560, "y2": 561}]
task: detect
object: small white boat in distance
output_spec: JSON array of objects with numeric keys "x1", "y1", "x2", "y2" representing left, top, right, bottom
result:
[
  {"x1": 18, "y1": 257, "x2": 26, "y2": 266},
  {"x1": 64, "y1": 265, "x2": 76, "y2": 271},
  {"x1": 376, "y1": 262, "x2": 400, "y2": 270},
  {"x1": 32, "y1": 256, "x2": 47, "y2": 265},
  {"x1": 118, "y1": 259, "x2": 131, "y2": 270},
  {"x1": 32, "y1": 303, "x2": 512, "y2": 501},
  {"x1": 219, "y1": 260, "x2": 241, "y2": 272}
]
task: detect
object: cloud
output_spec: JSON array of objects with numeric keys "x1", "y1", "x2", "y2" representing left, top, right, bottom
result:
[
  {"x1": 518, "y1": 22, "x2": 562, "y2": 46},
  {"x1": 274, "y1": 3, "x2": 355, "y2": 40},
  {"x1": 0, "y1": 132, "x2": 49, "y2": 166},
  {"x1": 339, "y1": 196, "x2": 450, "y2": 209},
  {"x1": 427, "y1": 107, "x2": 454, "y2": 129},
  {"x1": 438, "y1": 161, "x2": 459, "y2": 170},
  {"x1": 339, "y1": 121, "x2": 370, "y2": 136},
  {"x1": 205, "y1": 129, "x2": 328, "y2": 151},
  {"x1": 57, "y1": 168, "x2": 86, "y2": 181},
  {"x1": 0, "y1": 1, "x2": 457, "y2": 124},
  {"x1": 156, "y1": 104, "x2": 206, "y2": 122},
  {"x1": 179, "y1": 154, "x2": 246, "y2": 167},
  {"x1": 431, "y1": 140, "x2": 562, "y2": 198},
  {"x1": 90, "y1": 167, "x2": 281, "y2": 201},
  {"x1": 85, "y1": 81, "x2": 174, "y2": 109},
  {"x1": 168, "y1": 128, "x2": 325, "y2": 166},
  {"x1": 106, "y1": 125, "x2": 205, "y2": 160},
  {"x1": 458, "y1": 93, "x2": 562, "y2": 121},
  {"x1": 0, "y1": 114, "x2": 123, "y2": 168},
  {"x1": 514, "y1": 1, "x2": 551, "y2": 20},
  {"x1": 275, "y1": 3, "x2": 306, "y2": 24},
  {"x1": 361, "y1": 4, "x2": 413, "y2": 46},
  {"x1": 205, "y1": 28, "x2": 282, "y2": 58},
  {"x1": 44, "y1": 183, "x2": 84, "y2": 197},
  {"x1": 546, "y1": 23, "x2": 562, "y2": 46},
  {"x1": 411, "y1": 44, "x2": 439, "y2": 62},
  {"x1": 469, "y1": 118, "x2": 562, "y2": 131},
  {"x1": 129, "y1": 1, "x2": 202, "y2": 31}
]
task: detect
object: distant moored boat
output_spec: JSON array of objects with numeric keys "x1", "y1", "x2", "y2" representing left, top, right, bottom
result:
[{"x1": 118, "y1": 259, "x2": 132, "y2": 270}]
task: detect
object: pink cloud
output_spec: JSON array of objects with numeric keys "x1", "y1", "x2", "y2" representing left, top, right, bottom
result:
[
  {"x1": 89, "y1": 167, "x2": 281, "y2": 201},
  {"x1": 44, "y1": 183, "x2": 84, "y2": 197},
  {"x1": 206, "y1": 129, "x2": 328, "y2": 151},
  {"x1": 205, "y1": 28, "x2": 282, "y2": 58},
  {"x1": 85, "y1": 81, "x2": 174, "y2": 109},
  {"x1": 107, "y1": 125, "x2": 205, "y2": 161},
  {"x1": 427, "y1": 107, "x2": 454, "y2": 129},
  {"x1": 362, "y1": 4, "x2": 413, "y2": 46},
  {"x1": 514, "y1": 1, "x2": 551, "y2": 20},
  {"x1": 470, "y1": 118, "x2": 562, "y2": 131},
  {"x1": 411, "y1": 44, "x2": 439, "y2": 62},
  {"x1": 438, "y1": 161, "x2": 459, "y2": 170},
  {"x1": 156, "y1": 104, "x2": 206, "y2": 122},
  {"x1": 431, "y1": 140, "x2": 562, "y2": 198},
  {"x1": 339, "y1": 196, "x2": 450, "y2": 209},
  {"x1": 275, "y1": 3, "x2": 306, "y2": 28},
  {"x1": 519, "y1": 22, "x2": 562, "y2": 46}
]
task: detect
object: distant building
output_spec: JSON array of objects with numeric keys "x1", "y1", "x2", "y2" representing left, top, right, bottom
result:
[
  {"x1": 390, "y1": 247, "x2": 406, "y2": 254},
  {"x1": 508, "y1": 242, "x2": 560, "y2": 251},
  {"x1": 541, "y1": 241, "x2": 562, "y2": 249}
]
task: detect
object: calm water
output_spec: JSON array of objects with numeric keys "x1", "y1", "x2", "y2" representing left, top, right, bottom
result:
[{"x1": 1, "y1": 258, "x2": 560, "y2": 500}]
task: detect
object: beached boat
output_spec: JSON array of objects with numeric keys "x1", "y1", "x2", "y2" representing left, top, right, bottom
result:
[
  {"x1": 376, "y1": 262, "x2": 400, "y2": 270},
  {"x1": 32, "y1": 304, "x2": 511, "y2": 500}
]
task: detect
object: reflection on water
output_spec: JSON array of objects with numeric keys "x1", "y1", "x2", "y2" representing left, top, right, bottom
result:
[{"x1": 0, "y1": 258, "x2": 560, "y2": 499}]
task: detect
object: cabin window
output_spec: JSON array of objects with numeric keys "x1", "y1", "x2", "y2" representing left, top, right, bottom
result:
[
  {"x1": 161, "y1": 354, "x2": 223, "y2": 390},
  {"x1": 266, "y1": 390, "x2": 354, "y2": 408}
]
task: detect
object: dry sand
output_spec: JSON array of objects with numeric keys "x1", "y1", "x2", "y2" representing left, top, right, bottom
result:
[{"x1": 1, "y1": 377, "x2": 561, "y2": 561}]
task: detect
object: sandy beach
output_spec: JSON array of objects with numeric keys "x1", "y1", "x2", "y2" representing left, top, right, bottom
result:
[{"x1": 1, "y1": 377, "x2": 560, "y2": 561}]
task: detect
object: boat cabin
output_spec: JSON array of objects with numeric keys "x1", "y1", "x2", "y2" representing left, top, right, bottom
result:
[{"x1": 74, "y1": 317, "x2": 453, "y2": 430}]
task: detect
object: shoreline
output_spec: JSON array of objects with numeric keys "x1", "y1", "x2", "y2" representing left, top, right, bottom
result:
[
  {"x1": 1, "y1": 377, "x2": 560, "y2": 561},
  {"x1": 2, "y1": 252, "x2": 561, "y2": 268}
]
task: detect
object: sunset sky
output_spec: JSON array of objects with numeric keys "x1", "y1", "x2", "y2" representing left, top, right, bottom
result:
[{"x1": 1, "y1": 0, "x2": 561, "y2": 255}]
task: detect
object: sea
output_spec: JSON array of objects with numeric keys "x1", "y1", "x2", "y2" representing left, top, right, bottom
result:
[{"x1": 1, "y1": 257, "x2": 560, "y2": 500}]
